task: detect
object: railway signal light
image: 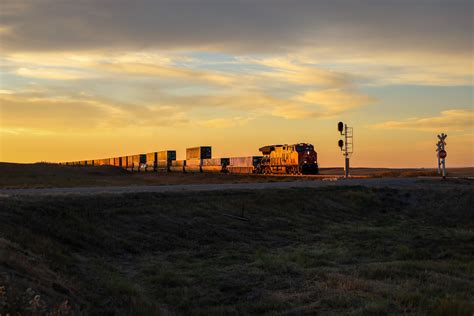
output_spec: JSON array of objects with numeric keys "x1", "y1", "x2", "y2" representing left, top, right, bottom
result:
[
  {"x1": 338, "y1": 139, "x2": 344, "y2": 150},
  {"x1": 338, "y1": 122, "x2": 344, "y2": 134}
]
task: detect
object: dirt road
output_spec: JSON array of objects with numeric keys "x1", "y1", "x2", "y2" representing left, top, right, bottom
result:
[{"x1": 0, "y1": 177, "x2": 457, "y2": 196}]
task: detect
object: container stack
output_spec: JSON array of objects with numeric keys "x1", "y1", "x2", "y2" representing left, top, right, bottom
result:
[
  {"x1": 202, "y1": 158, "x2": 229, "y2": 173},
  {"x1": 113, "y1": 157, "x2": 122, "y2": 167},
  {"x1": 170, "y1": 160, "x2": 186, "y2": 172},
  {"x1": 227, "y1": 156, "x2": 262, "y2": 174},
  {"x1": 185, "y1": 146, "x2": 212, "y2": 173},
  {"x1": 145, "y1": 152, "x2": 157, "y2": 171},
  {"x1": 157, "y1": 150, "x2": 176, "y2": 172}
]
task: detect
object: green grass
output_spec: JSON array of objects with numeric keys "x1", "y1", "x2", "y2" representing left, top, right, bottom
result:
[{"x1": 0, "y1": 186, "x2": 473, "y2": 315}]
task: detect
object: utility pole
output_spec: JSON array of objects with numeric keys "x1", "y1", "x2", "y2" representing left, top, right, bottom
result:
[
  {"x1": 338, "y1": 122, "x2": 353, "y2": 178},
  {"x1": 436, "y1": 133, "x2": 447, "y2": 179}
]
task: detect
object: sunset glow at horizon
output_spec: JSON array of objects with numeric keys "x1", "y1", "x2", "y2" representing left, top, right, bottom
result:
[{"x1": 0, "y1": 1, "x2": 473, "y2": 167}]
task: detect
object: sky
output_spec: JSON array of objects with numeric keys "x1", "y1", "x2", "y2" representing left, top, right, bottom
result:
[{"x1": 0, "y1": 0, "x2": 473, "y2": 167}]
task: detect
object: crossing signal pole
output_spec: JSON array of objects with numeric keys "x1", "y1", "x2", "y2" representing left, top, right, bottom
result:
[
  {"x1": 436, "y1": 133, "x2": 447, "y2": 179},
  {"x1": 338, "y1": 122, "x2": 353, "y2": 178}
]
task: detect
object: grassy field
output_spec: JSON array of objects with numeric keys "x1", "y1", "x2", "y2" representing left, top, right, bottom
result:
[
  {"x1": 1, "y1": 185, "x2": 473, "y2": 315},
  {"x1": 2, "y1": 163, "x2": 471, "y2": 189},
  {"x1": 0, "y1": 163, "x2": 318, "y2": 189}
]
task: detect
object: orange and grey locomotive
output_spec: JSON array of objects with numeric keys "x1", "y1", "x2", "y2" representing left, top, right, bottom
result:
[{"x1": 258, "y1": 143, "x2": 318, "y2": 175}]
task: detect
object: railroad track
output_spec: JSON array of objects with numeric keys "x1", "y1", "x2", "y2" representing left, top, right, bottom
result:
[{"x1": 0, "y1": 177, "x2": 444, "y2": 197}]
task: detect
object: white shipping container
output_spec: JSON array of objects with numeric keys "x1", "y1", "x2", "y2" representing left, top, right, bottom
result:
[
  {"x1": 202, "y1": 158, "x2": 222, "y2": 166},
  {"x1": 186, "y1": 159, "x2": 202, "y2": 166},
  {"x1": 186, "y1": 147, "x2": 212, "y2": 160},
  {"x1": 185, "y1": 165, "x2": 201, "y2": 173},
  {"x1": 229, "y1": 156, "x2": 262, "y2": 167},
  {"x1": 172, "y1": 160, "x2": 186, "y2": 167},
  {"x1": 158, "y1": 150, "x2": 176, "y2": 161},
  {"x1": 157, "y1": 160, "x2": 169, "y2": 168}
]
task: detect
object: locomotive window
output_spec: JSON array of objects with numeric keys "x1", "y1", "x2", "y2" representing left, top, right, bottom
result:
[{"x1": 296, "y1": 145, "x2": 313, "y2": 152}]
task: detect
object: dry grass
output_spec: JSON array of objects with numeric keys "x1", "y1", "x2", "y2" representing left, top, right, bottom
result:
[
  {"x1": 0, "y1": 184, "x2": 473, "y2": 315},
  {"x1": 0, "y1": 163, "x2": 320, "y2": 189},
  {"x1": 2, "y1": 163, "x2": 472, "y2": 189}
]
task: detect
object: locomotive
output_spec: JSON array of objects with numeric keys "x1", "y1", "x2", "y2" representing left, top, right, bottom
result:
[{"x1": 258, "y1": 143, "x2": 318, "y2": 175}]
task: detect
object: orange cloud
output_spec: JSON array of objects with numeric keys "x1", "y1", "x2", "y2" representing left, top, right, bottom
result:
[
  {"x1": 372, "y1": 109, "x2": 474, "y2": 132},
  {"x1": 16, "y1": 67, "x2": 90, "y2": 80},
  {"x1": 96, "y1": 62, "x2": 235, "y2": 85}
]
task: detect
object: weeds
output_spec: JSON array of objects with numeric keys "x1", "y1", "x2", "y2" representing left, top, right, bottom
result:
[{"x1": 0, "y1": 186, "x2": 473, "y2": 315}]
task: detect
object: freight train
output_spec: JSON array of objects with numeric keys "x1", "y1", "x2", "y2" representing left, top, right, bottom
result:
[{"x1": 60, "y1": 143, "x2": 319, "y2": 175}]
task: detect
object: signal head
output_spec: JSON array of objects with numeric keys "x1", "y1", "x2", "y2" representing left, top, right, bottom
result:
[
  {"x1": 338, "y1": 139, "x2": 344, "y2": 149},
  {"x1": 338, "y1": 122, "x2": 344, "y2": 134}
]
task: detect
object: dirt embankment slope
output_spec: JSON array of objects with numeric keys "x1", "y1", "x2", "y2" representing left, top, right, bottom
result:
[
  {"x1": 2, "y1": 162, "x2": 471, "y2": 190},
  {"x1": 1, "y1": 185, "x2": 473, "y2": 315},
  {"x1": 0, "y1": 163, "x2": 320, "y2": 189}
]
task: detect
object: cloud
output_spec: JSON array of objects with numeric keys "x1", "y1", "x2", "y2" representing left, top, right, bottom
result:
[
  {"x1": 280, "y1": 49, "x2": 473, "y2": 87},
  {"x1": 0, "y1": 92, "x2": 189, "y2": 132},
  {"x1": 3, "y1": 51, "x2": 237, "y2": 86},
  {"x1": 2, "y1": 50, "x2": 375, "y2": 120},
  {"x1": 250, "y1": 57, "x2": 354, "y2": 88},
  {"x1": 1, "y1": 1, "x2": 471, "y2": 88},
  {"x1": 16, "y1": 67, "x2": 90, "y2": 80},
  {"x1": 293, "y1": 89, "x2": 375, "y2": 114},
  {"x1": 198, "y1": 117, "x2": 253, "y2": 128},
  {"x1": 0, "y1": 0, "x2": 470, "y2": 57},
  {"x1": 372, "y1": 109, "x2": 474, "y2": 132},
  {"x1": 96, "y1": 62, "x2": 235, "y2": 85},
  {"x1": 0, "y1": 127, "x2": 56, "y2": 136}
]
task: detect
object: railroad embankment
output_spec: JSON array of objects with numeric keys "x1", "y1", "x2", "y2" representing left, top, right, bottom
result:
[
  {"x1": 1, "y1": 185, "x2": 473, "y2": 315},
  {"x1": 2, "y1": 163, "x2": 471, "y2": 189}
]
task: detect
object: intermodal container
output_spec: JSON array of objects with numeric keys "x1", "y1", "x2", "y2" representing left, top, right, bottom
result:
[
  {"x1": 158, "y1": 150, "x2": 176, "y2": 161},
  {"x1": 184, "y1": 159, "x2": 202, "y2": 173},
  {"x1": 228, "y1": 156, "x2": 262, "y2": 174},
  {"x1": 170, "y1": 160, "x2": 186, "y2": 172},
  {"x1": 127, "y1": 154, "x2": 146, "y2": 171},
  {"x1": 186, "y1": 159, "x2": 201, "y2": 166},
  {"x1": 145, "y1": 152, "x2": 157, "y2": 171},
  {"x1": 202, "y1": 158, "x2": 229, "y2": 173},
  {"x1": 156, "y1": 150, "x2": 176, "y2": 172},
  {"x1": 120, "y1": 156, "x2": 127, "y2": 168},
  {"x1": 126, "y1": 155, "x2": 136, "y2": 169},
  {"x1": 186, "y1": 146, "x2": 212, "y2": 160},
  {"x1": 172, "y1": 160, "x2": 186, "y2": 167}
]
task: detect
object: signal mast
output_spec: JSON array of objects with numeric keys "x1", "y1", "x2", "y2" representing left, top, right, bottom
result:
[{"x1": 338, "y1": 122, "x2": 353, "y2": 178}]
